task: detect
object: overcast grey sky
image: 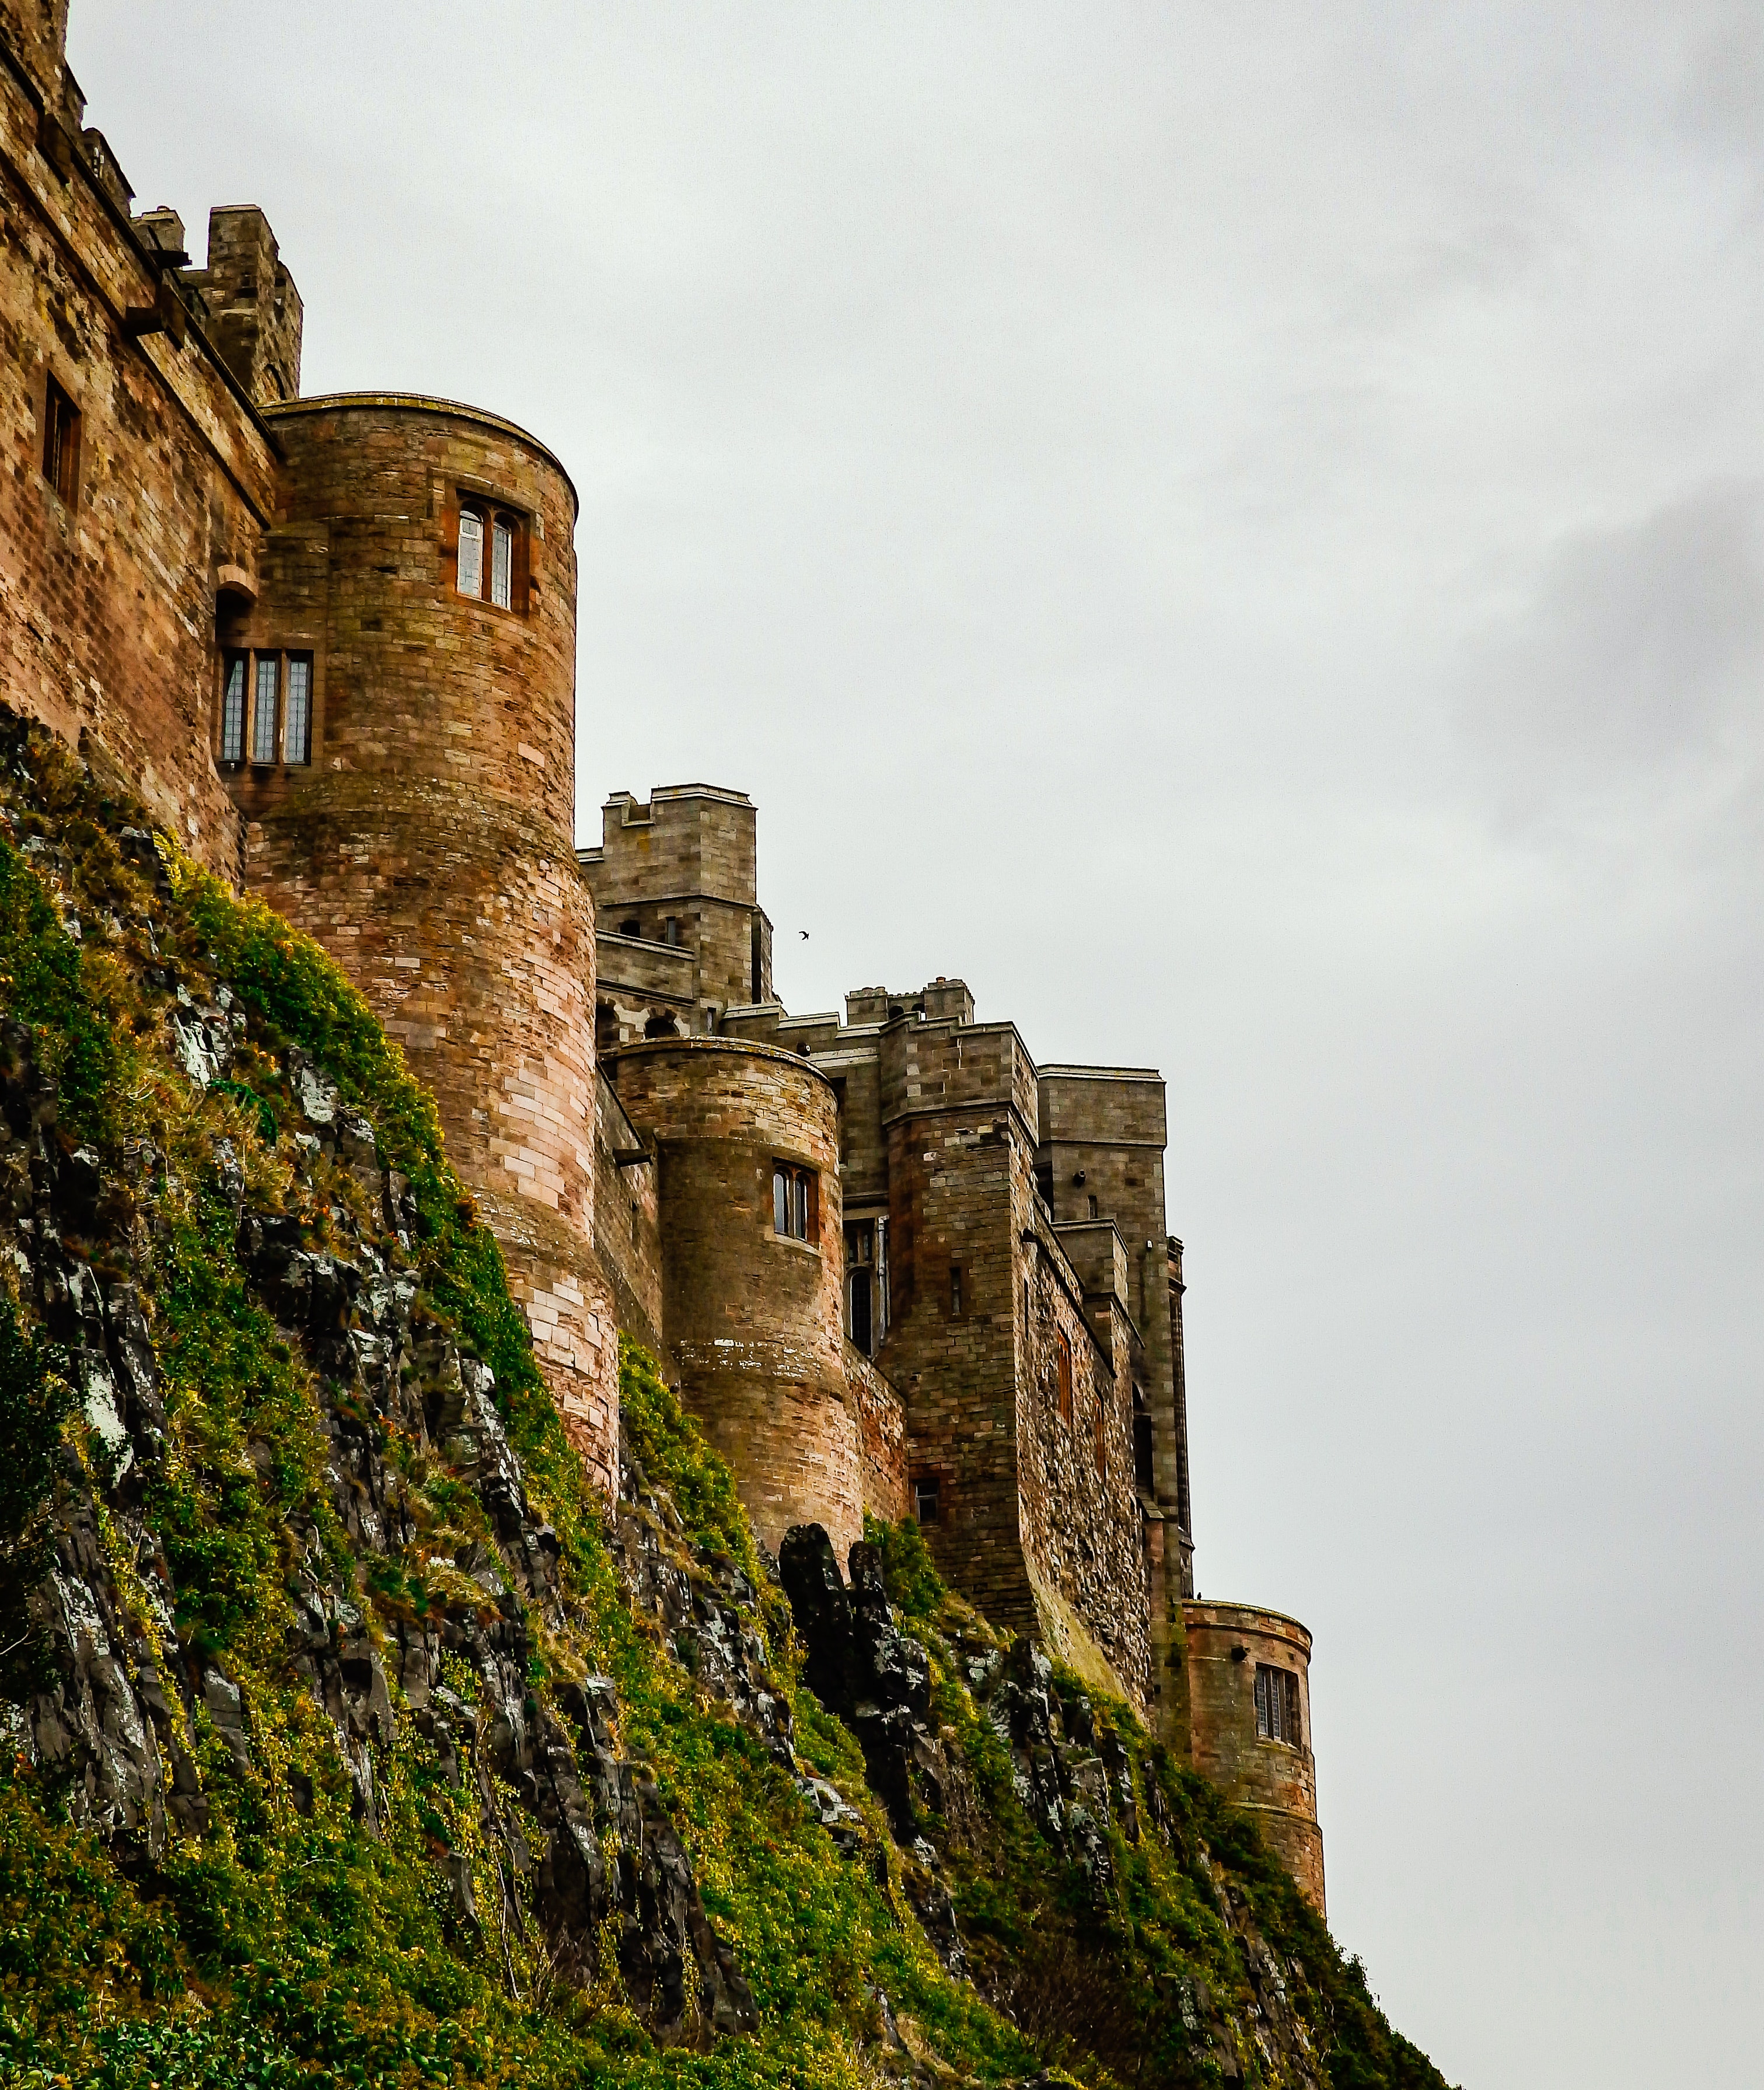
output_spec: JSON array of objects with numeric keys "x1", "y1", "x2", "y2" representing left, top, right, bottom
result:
[{"x1": 71, "y1": 3, "x2": 1764, "y2": 2081}]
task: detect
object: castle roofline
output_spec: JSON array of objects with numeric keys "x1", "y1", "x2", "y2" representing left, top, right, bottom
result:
[
  {"x1": 1181, "y1": 1599, "x2": 1314, "y2": 1646},
  {"x1": 603, "y1": 784, "x2": 755, "y2": 809},
  {"x1": 1038, "y1": 1063, "x2": 1165, "y2": 1084},
  {"x1": 605, "y1": 1033, "x2": 840, "y2": 1097},
  {"x1": 261, "y1": 392, "x2": 578, "y2": 515}
]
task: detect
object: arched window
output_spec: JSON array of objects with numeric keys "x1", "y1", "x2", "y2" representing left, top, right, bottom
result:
[
  {"x1": 491, "y1": 516, "x2": 514, "y2": 608},
  {"x1": 457, "y1": 508, "x2": 484, "y2": 597}
]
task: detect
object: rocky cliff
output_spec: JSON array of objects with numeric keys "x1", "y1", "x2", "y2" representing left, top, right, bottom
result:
[{"x1": 0, "y1": 705, "x2": 1454, "y2": 2088}]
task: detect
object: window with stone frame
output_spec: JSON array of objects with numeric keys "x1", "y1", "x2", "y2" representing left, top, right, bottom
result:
[
  {"x1": 43, "y1": 373, "x2": 79, "y2": 505},
  {"x1": 1255, "y1": 1663, "x2": 1302, "y2": 1746},
  {"x1": 913, "y1": 1477, "x2": 940, "y2": 1526},
  {"x1": 1133, "y1": 1388, "x2": 1155, "y2": 1494},
  {"x1": 1056, "y1": 1328, "x2": 1073, "y2": 1423},
  {"x1": 773, "y1": 1159, "x2": 816, "y2": 1243},
  {"x1": 220, "y1": 649, "x2": 314, "y2": 770},
  {"x1": 1093, "y1": 1382, "x2": 1108, "y2": 1478},
  {"x1": 844, "y1": 1217, "x2": 888, "y2": 1355},
  {"x1": 455, "y1": 494, "x2": 526, "y2": 612}
]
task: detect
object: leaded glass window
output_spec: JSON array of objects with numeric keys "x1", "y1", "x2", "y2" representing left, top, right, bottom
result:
[
  {"x1": 285, "y1": 655, "x2": 312, "y2": 764},
  {"x1": 251, "y1": 654, "x2": 280, "y2": 763},
  {"x1": 458, "y1": 509, "x2": 484, "y2": 597},
  {"x1": 220, "y1": 656, "x2": 246, "y2": 764},
  {"x1": 491, "y1": 516, "x2": 513, "y2": 608}
]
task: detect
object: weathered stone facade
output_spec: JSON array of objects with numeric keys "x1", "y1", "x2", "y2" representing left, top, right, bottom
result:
[
  {"x1": 603, "y1": 1037, "x2": 899, "y2": 1565},
  {"x1": 0, "y1": 16, "x2": 274, "y2": 872},
  {"x1": 1180, "y1": 1602, "x2": 1326, "y2": 1913},
  {"x1": 0, "y1": 0, "x2": 1326, "y2": 1909},
  {"x1": 228, "y1": 395, "x2": 617, "y2": 1494}
]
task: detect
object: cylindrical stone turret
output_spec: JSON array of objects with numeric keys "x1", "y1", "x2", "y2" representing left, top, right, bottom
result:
[
  {"x1": 227, "y1": 392, "x2": 616, "y2": 1491},
  {"x1": 606, "y1": 1037, "x2": 860, "y2": 1558},
  {"x1": 1181, "y1": 1600, "x2": 1325, "y2": 1913}
]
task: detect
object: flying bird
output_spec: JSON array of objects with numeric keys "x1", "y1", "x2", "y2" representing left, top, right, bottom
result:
[{"x1": 799, "y1": 929, "x2": 809, "y2": 939}]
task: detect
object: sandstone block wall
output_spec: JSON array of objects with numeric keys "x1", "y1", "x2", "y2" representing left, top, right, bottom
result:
[
  {"x1": 594, "y1": 1068, "x2": 665, "y2": 1365},
  {"x1": 879, "y1": 1057, "x2": 1033, "y2": 1636},
  {"x1": 0, "y1": 22, "x2": 277, "y2": 872},
  {"x1": 607, "y1": 1037, "x2": 868, "y2": 1558},
  {"x1": 844, "y1": 1338, "x2": 909, "y2": 1527},
  {"x1": 1182, "y1": 1601, "x2": 1325, "y2": 1913},
  {"x1": 581, "y1": 785, "x2": 773, "y2": 1029},
  {"x1": 233, "y1": 394, "x2": 617, "y2": 1493}
]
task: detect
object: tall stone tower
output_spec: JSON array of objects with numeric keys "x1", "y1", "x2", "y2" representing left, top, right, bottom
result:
[{"x1": 221, "y1": 393, "x2": 617, "y2": 1490}]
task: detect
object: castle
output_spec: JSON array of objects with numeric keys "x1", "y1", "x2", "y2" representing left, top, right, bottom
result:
[{"x1": 0, "y1": 0, "x2": 1323, "y2": 1911}]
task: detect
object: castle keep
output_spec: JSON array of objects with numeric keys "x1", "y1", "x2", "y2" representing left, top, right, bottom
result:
[{"x1": 0, "y1": 0, "x2": 1325, "y2": 1911}]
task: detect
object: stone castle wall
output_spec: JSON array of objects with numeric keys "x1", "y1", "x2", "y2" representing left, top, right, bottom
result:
[
  {"x1": 1182, "y1": 1601, "x2": 1326, "y2": 1913},
  {"x1": 607, "y1": 1037, "x2": 887, "y2": 1561},
  {"x1": 0, "y1": 0, "x2": 1330, "y2": 1918},
  {"x1": 0, "y1": 29, "x2": 276, "y2": 873},
  {"x1": 594, "y1": 1068, "x2": 666, "y2": 1366},
  {"x1": 230, "y1": 395, "x2": 617, "y2": 1491},
  {"x1": 844, "y1": 1338, "x2": 910, "y2": 1529}
]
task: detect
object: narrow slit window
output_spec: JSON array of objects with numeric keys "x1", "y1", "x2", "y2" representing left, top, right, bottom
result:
[
  {"x1": 491, "y1": 515, "x2": 514, "y2": 607},
  {"x1": 950, "y1": 1265, "x2": 963, "y2": 1317},
  {"x1": 251, "y1": 655, "x2": 280, "y2": 763},
  {"x1": 1057, "y1": 1329, "x2": 1073, "y2": 1422},
  {"x1": 1133, "y1": 1399, "x2": 1155, "y2": 1493},
  {"x1": 284, "y1": 655, "x2": 312, "y2": 764},
  {"x1": 457, "y1": 509, "x2": 484, "y2": 597},
  {"x1": 849, "y1": 1268, "x2": 872, "y2": 1354},
  {"x1": 43, "y1": 375, "x2": 79, "y2": 504},
  {"x1": 1094, "y1": 1390, "x2": 1108, "y2": 1477},
  {"x1": 220, "y1": 655, "x2": 246, "y2": 765}
]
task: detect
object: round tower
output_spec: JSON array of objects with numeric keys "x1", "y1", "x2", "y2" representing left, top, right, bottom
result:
[
  {"x1": 606, "y1": 1037, "x2": 862, "y2": 1559},
  {"x1": 228, "y1": 393, "x2": 616, "y2": 1491},
  {"x1": 1180, "y1": 1600, "x2": 1325, "y2": 1913}
]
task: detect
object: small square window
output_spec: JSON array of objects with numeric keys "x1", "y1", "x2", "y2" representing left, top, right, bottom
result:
[
  {"x1": 43, "y1": 375, "x2": 79, "y2": 505},
  {"x1": 914, "y1": 1478, "x2": 940, "y2": 1526}
]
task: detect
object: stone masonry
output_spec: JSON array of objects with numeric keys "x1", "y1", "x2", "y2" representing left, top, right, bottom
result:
[{"x1": 0, "y1": 0, "x2": 1327, "y2": 1909}]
